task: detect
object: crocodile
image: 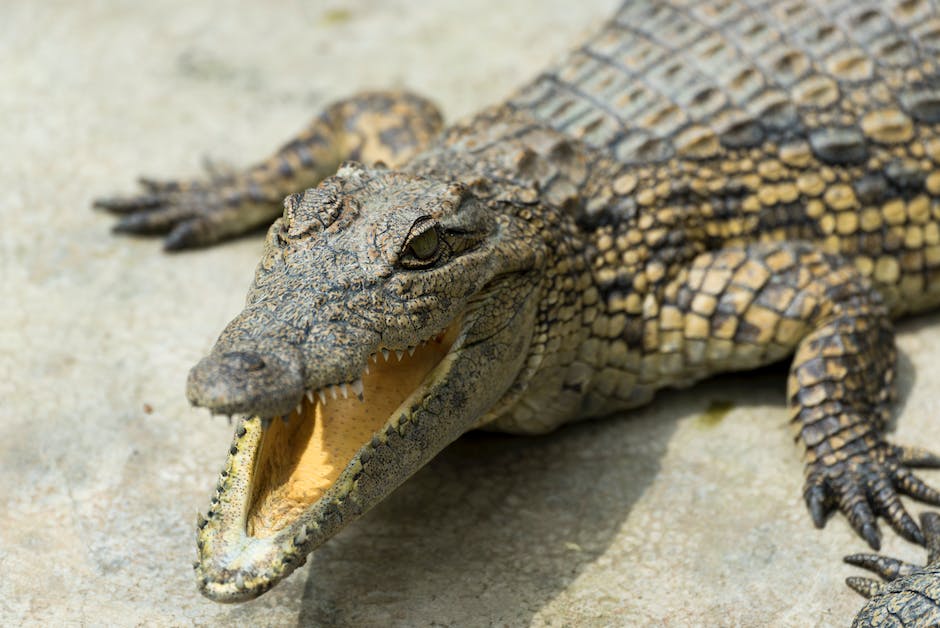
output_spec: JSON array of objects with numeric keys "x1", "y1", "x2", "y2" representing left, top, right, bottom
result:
[
  {"x1": 846, "y1": 511, "x2": 940, "y2": 627},
  {"x1": 95, "y1": 0, "x2": 940, "y2": 611}
]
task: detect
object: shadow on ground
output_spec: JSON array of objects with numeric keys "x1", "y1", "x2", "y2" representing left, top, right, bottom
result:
[
  {"x1": 297, "y1": 410, "x2": 673, "y2": 626},
  {"x1": 287, "y1": 364, "x2": 799, "y2": 626}
]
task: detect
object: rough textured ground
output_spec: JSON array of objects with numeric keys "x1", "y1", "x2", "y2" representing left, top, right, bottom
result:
[{"x1": 4, "y1": 1, "x2": 940, "y2": 625}]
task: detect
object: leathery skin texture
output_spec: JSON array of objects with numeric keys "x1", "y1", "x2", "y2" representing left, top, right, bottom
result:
[
  {"x1": 846, "y1": 512, "x2": 940, "y2": 627},
  {"x1": 9, "y1": 0, "x2": 940, "y2": 624},
  {"x1": 97, "y1": 0, "x2": 940, "y2": 620}
]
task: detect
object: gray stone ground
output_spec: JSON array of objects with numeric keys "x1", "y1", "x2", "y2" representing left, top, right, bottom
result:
[{"x1": 4, "y1": 1, "x2": 940, "y2": 625}]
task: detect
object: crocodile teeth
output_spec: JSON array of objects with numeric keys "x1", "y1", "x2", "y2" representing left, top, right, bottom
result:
[
  {"x1": 395, "y1": 349, "x2": 404, "y2": 361},
  {"x1": 305, "y1": 390, "x2": 314, "y2": 403},
  {"x1": 408, "y1": 346, "x2": 416, "y2": 357},
  {"x1": 350, "y1": 378, "x2": 364, "y2": 401},
  {"x1": 317, "y1": 389, "x2": 327, "y2": 405},
  {"x1": 339, "y1": 383, "x2": 349, "y2": 399},
  {"x1": 363, "y1": 362, "x2": 370, "y2": 375},
  {"x1": 329, "y1": 385, "x2": 338, "y2": 400},
  {"x1": 381, "y1": 348, "x2": 390, "y2": 361},
  {"x1": 295, "y1": 403, "x2": 302, "y2": 415}
]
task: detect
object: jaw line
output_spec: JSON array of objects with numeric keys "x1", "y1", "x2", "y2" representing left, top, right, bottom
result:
[{"x1": 194, "y1": 321, "x2": 469, "y2": 603}]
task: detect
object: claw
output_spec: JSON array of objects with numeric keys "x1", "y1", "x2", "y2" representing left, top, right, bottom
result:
[
  {"x1": 888, "y1": 507, "x2": 925, "y2": 546},
  {"x1": 164, "y1": 221, "x2": 203, "y2": 251},
  {"x1": 805, "y1": 484, "x2": 829, "y2": 529},
  {"x1": 94, "y1": 194, "x2": 163, "y2": 213},
  {"x1": 860, "y1": 521, "x2": 881, "y2": 551},
  {"x1": 895, "y1": 445, "x2": 940, "y2": 468},
  {"x1": 896, "y1": 467, "x2": 940, "y2": 506},
  {"x1": 113, "y1": 205, "x2": 193, "y2": 235},
  {"x1": 837, "y1": 484, "x2": 881, "y2": 549},
  {"x1": 844, "y1": 553, "x2": 918, "y2": 581},
  {"x1": 872, "y1": 477, "x2": 926, "y2": 545},
  {"x1": 845, "y1": 576, "x2": 883, "y2": 599}
]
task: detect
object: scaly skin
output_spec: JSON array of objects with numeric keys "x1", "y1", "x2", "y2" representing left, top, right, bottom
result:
[
  {"x1": 97, "y1": 0, "x2": 940, "y2": 608},
  {"x1": 846, "y1": 512, "x2": 940, "y2": 627}
]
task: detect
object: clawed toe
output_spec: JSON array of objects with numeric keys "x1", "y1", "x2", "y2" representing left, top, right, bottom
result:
[
  {"x1": 93, "y1": 193, "x2": 164, "y2": 213},
  {"x1": 111, "y1": 205, "x2": 196, "y2": 236},
  {"x1": 805, "y1": 443, "x2": 940, "y2": 548}
]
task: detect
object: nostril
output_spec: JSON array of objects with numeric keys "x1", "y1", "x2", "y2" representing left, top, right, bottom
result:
[{"x1": 222, "y1": 351, "x2": 266, "y2": 372}]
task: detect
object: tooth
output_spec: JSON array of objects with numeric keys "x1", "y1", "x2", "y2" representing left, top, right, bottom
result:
[
  {"x1": 351, "y1": 378, "x2": 364, "y2": 400},
  {"x1": 363, "y1": 363, "x2": 370, "y2": 375},
  {"x1": 381, "y1": 348, "x2": 390, "y2": 361},
  {"x1": 340, "y1": 383, "x2": 349, "y2": 399},
  {"x1": 295, "y1": 403, "x2": 302, "y2": 415},
  {"x1": 329, "y1": 385, "x2": 338, "y2": 400},
  {"x1": 408, "y1": 346, "x2": 416, "y2": 357},
  {"x1": 235, "y1": 573, "x2": 245, "y2": 589},
  {"x1": 317, "y1": 389, "x2": 327, "y2": 404},
  {"x1": 306, "y1": 390, "x2": 314, "y2": 403},
  {"x1": 395, "y1": 349, "x2": 404, "y2": 361},
  {"x1": 261, "y1": 417, "x2": 272, "y2": 430}
]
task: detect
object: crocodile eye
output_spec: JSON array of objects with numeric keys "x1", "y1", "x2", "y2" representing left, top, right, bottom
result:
[{"x1": 408, "y1": 228, "x2": 439, "y2": 260}]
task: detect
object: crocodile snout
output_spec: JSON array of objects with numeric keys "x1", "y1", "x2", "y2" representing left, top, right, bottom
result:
[{"x1": 186, "y1": 343, "x2": 305, "y2": 418}]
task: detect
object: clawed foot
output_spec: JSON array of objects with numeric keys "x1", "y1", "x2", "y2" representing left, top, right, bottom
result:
[
  {"x1": 804, "y1": 444, "x2": 940, "y2": 549},
  {"x1": 94, "y1": 173, "x2": 280, "y2": 250},
  {"x1": 843, "y1": 550, "x2": 920, "y2": 598}
]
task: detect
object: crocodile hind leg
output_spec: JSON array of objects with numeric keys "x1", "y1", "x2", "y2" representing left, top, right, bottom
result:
[
  {"x1": 94, "y1": 90, "x2": 443, "y2": 250},
  {"x1": 648, "y1": 242, "x2": 940, "y2": 549}
]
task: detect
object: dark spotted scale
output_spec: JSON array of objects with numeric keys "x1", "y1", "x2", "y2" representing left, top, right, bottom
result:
[
  {"x1": 509, "y1": 0, "x2": 940, "y2": 317},
  {"x1": 511, "y1": 0, "x2": 938, "y2": 170}
]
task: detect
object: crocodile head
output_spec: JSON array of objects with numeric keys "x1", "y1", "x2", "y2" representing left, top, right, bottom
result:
[{"x1": 186, "y1": 162, "x2": 545, "y2": 601}]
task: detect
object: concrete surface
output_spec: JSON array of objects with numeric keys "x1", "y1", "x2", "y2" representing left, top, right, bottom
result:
[{"x1": 4, "y1": 1, "x2": 940, "y2": 625}]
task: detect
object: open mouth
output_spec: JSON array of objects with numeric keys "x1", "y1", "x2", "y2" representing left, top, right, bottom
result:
[
  {"x1": 196, "y1": 317, "x2": 467, "y2": 602},
  {"x1": 195, "y1": 268, "x2": 536, "y2": 601},
  {"x1": 245, "y1": 321, "x2": 462, "y2": 538}
]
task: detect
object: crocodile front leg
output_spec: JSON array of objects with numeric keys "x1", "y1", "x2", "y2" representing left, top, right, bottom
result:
[
  {"x1": 636, "y1": 242, "x2": 940, "y2": 549},
  {"x1": 94, "y1": 90, "x2": 443, "y2": 249}
]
